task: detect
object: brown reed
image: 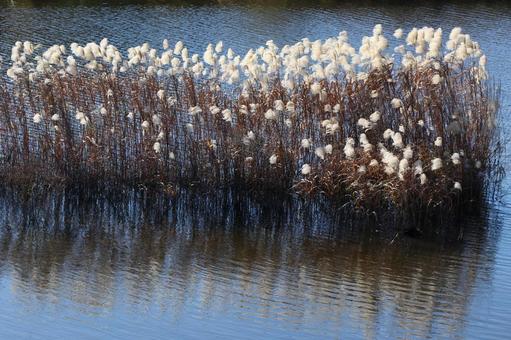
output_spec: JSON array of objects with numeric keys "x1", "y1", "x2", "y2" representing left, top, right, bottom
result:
[{"x1": 0, "y1": 48, "x2": 502, "y2": 223}]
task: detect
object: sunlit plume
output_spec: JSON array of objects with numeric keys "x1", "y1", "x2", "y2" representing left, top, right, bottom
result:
[
  {"x1": 324, "y1": 144, "x2": 333, "y2": 154},
  {"x1": 431, "y1": 158, "x2": 443, "y2": 171},
  {"x1": 153, "y1": 142, "x2": 161, "y2": 153},
  {"x1": 369, "y1": 111, "x2": 381, "y2": 123},
  {"x1": 265, "y1": 108, "x2": 277, "y2": 120},
  {"x1": 392, "y1": 132, "x2": 404, "y2": 149},
  {"x1": 315, "y1": 147, "x2": 325, "y2": 160},
  {"x1": 269, "y1": 154, "x2": 277, "y2": 165},
  {"x1": 33, "y1": 113, "x2": 42, "y2": 124},
  {"x1": 434, "y1": 137, "x2": 443, "y2": 147},
  {"x1": 398, "y1": 158, "x2": 409, "y2": 181},
  {"x1": 301, "y1": 163, "x2": 311, "y2": 175},
  {"x1": 391, "y1": 98, "x2": 402, "y2": 109},
  {"x1": 359, "y1": 133, "x2": 373, "y2": 153},
  {"x1": 451, "y1": 153, "x2": 461, "y2": 165},
  {"x1": 344, "y1": 138, "x2": 356, "y2": 159},
  {"x1": 222, "y1": 109, "x2": 233, "y2": 122},
  {"x1": 301, "y1": 138, "x2": 312, "y2": 149}
]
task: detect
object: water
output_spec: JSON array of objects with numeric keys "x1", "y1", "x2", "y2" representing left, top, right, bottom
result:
[{"x1": 0, "y1": 1, "x2": 510, "y2": 339}]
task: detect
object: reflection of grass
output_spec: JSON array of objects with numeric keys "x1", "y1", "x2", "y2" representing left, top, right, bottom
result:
[
  {"x1": 0, "y1": 185, "x2": 495, "y2": 339},
  {"x1": 0, "y1": 27, "x2": 503, "y2": 224}
]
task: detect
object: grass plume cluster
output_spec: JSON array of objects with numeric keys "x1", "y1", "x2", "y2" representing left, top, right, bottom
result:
[{"x1": 0, "y1": 25, "x2": 502, "y2": 221}]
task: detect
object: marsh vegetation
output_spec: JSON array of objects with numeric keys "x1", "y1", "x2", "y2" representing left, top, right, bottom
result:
[{"x1": 0, "y1": 25, "x2": 502, "y2": 223}]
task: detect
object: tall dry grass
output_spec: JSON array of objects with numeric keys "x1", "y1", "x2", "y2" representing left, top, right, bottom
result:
[{"x1": 0, "y1": 26, "x2": 503, "y2": 221}]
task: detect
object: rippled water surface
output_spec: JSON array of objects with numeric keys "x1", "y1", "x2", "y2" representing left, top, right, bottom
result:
[{"x1": 0, "y1": 1, "x2": 511, "y2": 339}]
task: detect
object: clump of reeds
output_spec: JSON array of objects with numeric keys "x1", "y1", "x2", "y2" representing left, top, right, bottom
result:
[{"x1": 0, "y1": 25, "x2": 502, "y2": 221}]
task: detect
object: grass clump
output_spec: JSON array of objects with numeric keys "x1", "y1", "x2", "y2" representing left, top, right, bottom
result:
[{"x1": 0, "y1": 25, "x2": 503, "y2": 222}]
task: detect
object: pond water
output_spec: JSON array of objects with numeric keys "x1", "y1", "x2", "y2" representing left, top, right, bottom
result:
[{"x1": 0, "y1": 1, "x2": 510, "y2": 339}]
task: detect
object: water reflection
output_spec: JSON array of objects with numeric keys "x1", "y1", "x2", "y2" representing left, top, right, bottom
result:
[{"x1": 0, "y1": 188, "x2": 499, "y2": 339}]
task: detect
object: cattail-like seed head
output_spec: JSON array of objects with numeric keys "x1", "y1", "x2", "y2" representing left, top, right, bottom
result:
[
  {"x1": 33, "y1": 113, "x2": 42, "y2": 124},
  {"x1": 153, "y1": 142, "x2": 161, "y2": 153},
  {"x1": 391, "y1": 98, "x2": 402, "y2": 108},
  {"x1": 315, "y1": 147, "x2": 325, "y2": 160},
  {"x1": 325, "y1": 144, "x2": 333, "y2": 154},
  {"x1": 301, "y1": 164, "x2": 311, "y2": 175},
  {"x1": 431, "y1": 157, "x2": 443, "y2": 171},
  {"x1": 301, "y1": 138, "x2": 311, "y2": 149},
  {"x1": 269, "y1": 154, "x2": 277, "y2": 165},
  {"x1": 451, "y1": 152, "x2": 461, "y2": 165},
  {"x1": 369, "y1": 111, "x2": 381, "y2": 123},
  {"x1": 434, "y1": 137, "x2": 443, "y2": 147},
  {"x1": 420, "y1": 173, "x2": 428, "y2": 185},
  {"x1": 264, "y1": 109, "x2": 277, "y2": 120}
]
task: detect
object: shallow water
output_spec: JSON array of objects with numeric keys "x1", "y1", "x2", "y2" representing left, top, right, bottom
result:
[{"x1": 0, "y1": 1, "x2": 511, "y2": 339}]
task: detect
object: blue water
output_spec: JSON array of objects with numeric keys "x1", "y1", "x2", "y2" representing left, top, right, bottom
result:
[{"x1": 0, "y1": 2, "x2": 510, "y2": 339}]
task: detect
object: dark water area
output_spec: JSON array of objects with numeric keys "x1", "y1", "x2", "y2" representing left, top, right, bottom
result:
[{"x1": 0, "y1": 1, "x2": 511, "y2": 339}]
